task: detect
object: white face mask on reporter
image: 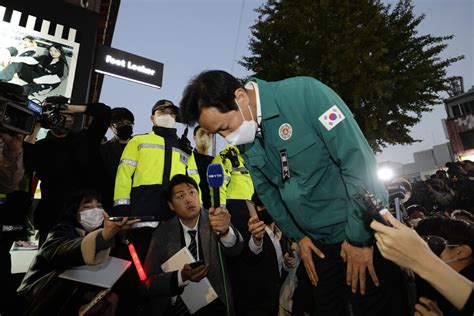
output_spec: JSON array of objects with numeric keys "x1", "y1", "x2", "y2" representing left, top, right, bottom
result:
[
  {"x1": 79, "y1": 208, "x2": 104, "y2": 232},
  {"x1": 225, "y1": 99, "x2": 258, "y2": 146},
  {"x1": 154, "y1": 114, "x2": 176, "y2": 128}
]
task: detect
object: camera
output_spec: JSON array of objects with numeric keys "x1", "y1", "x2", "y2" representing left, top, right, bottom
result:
[
  {"x1": 38, "y1": 96, "x2": 71, "y2": 131},
  {"x1": 0, "y1": 82, "x2": 36, "y2": 135},
  {"x1": 223, "y1": 147, "x2": 240, "y2": 168}
]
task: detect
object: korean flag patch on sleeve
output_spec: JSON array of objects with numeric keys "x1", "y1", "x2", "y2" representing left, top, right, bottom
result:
[{"x1": 319, "y1": 105, "x2": 345, "y2": 131}]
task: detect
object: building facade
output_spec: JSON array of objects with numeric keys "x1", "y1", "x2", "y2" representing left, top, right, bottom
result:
[{"x1": 443, "y1": 85, "x2": 474, "y2": 161}]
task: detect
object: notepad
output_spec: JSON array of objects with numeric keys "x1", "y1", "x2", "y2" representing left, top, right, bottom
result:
[
  {"x1": 59, "y1": 256, "x2": 131, "y2": 288},
  {"x1": 161, "y1": 247, "x2": 218, "y2": 314}
]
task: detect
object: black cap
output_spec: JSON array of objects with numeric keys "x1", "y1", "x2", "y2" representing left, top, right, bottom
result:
[{"x1": 151, "y1": 99, "x2": 179, "y2": 115}]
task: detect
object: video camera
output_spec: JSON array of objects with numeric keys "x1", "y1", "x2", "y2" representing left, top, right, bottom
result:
[
  {"x1": 36, "y1": 96, "x2": 70, "y2": 131},
  {"x1": 0, "y1": 82, "x2": 36, "y2": 135}
]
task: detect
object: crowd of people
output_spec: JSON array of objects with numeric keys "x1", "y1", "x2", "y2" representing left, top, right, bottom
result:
[{"x1": 0, "y1": 70, "x2": 472, "y2": 316}]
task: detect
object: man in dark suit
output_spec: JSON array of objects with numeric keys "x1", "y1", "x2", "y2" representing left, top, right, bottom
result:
[
  {"x1": 232, "y1": 193, "x2": 297, "y2": 316},
  {"x1": 143, "y1": 174, "x2": 243, "y2": 315}
]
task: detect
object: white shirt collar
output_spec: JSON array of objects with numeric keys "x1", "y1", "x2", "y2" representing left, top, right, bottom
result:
[
  {"x1": 245, "y1": 81, "x2": 262, "y2": 126},
  {"x1": 179, "y1": 214, "x2": 200, "y2": 233}
]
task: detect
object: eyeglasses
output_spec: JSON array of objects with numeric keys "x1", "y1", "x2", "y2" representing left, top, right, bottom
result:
[{"x1": 422, "y1": 235, "x2": 460, "y2": 256}]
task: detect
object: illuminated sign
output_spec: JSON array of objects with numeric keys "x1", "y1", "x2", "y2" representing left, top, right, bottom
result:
[{"x1": 94, "y1": 45, "x2": 164, "y2": 88}]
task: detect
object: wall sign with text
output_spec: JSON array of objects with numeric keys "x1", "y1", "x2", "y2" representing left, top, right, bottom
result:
[{"x1": 94, "y1": 45, "x2": 163, "y2": 88}]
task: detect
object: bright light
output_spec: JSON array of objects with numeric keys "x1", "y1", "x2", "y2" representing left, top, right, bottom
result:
[
  {"x1": 378, "y1": 167, "x2": 394, "y2": 181},
  {"x1": 460, "y1": 154, "x2": 474, "y2": 161}
]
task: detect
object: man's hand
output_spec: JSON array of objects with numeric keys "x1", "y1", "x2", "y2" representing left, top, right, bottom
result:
[
  {"x1": 298, "y1": 236, "x2": 325, "y2": 286},
  {"x1": 283, "y1": 252, "x2": 298, "y2": 269},
  {"x1": 414, "y1": 297, "x2": 444, "y2": 316},
  {"x1": 209, "y1": 207, "x2": 231, "y2": 235},
  {"x1": 0, "y1": 133, "x2": 23, "y2": 156},
  {"x1": 181, "y1": 263, "x2": 209, "y2": 283},
  {"x1": 340, "y1": 240, "x2": 379, "y2": 295},
  {"x1": 101, "y1": 211, "x2": 140, "y2": 240},
  {"x1": 248, "y1": 215, "x2": 265, "y2": 247}
]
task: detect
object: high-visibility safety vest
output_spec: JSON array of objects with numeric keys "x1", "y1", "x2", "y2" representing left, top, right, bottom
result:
[
  {"x1": 211, "y1": 145, "x2": 254, "y2": 206},
  {"x1": 113, "y1": 131, "x2": 200, "y2": 207}
]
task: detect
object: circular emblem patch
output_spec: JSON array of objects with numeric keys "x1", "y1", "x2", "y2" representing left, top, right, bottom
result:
[{"x1": 279, "y1": 123, "x2": 293, "y2": 140}]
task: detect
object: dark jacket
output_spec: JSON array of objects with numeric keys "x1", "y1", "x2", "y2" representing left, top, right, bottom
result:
[
  {"x1": 230, "y1": 229, "x2": 289, "y2": 315},
  {"x1": 143, "y1": 210, "x2": 244, "y2": 315},
  {"x1": 100, "y1": 137, "x2": 126, "y2": 210},
  {"x1": 17, "y1": 221, "x2": 111, "y2": 316},
  {"x1": 24, "y1": 103, "x2": 111, "y2": 235},
  {"x1": 192, "y1": 149, "x2": 214, "y2": 209}
]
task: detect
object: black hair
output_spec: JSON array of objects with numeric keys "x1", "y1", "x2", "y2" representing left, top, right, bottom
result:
[
  {"x1": 22, "y1": 35, "x2": 35, "y2": 41},
  {"x1": 180, "y1": 70, "x2": 242, "y2": 125},
  {"x1": 193, "y1": 125, "x2": 202, "y2": 136},
  {"x1": 416, "y1": 217, "x2": 474, "y2": 250},
  {"x1": 41, "y1": 44, "x2": 68, "y2": 75},
  {"x1": 406, "y1": 204, "x2": 426, "y2": 217},
  {"x1": 451, "y1": 210, "x2": 474, "y2": 224},
  {"x1": 111, "y1": 107, "x2": 135, "y2": 124},
  {"x1": 165, "y1": 174, "x2": 199, "y2": 202},
  {"x1": 59, "y1": 189, "x2": 102, "y2": 225}
]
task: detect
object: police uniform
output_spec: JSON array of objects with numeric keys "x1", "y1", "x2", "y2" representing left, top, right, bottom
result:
[
  {"x1": 211, "y1": 145, "x2": 254, "y2": 232},
  {"x1": 113, "y1": 129, "x2": 200, "y2": 221},
  {"x1": 112, "y1": 100, "x2": 201, "y2": 315},
  {"x1": 239, "y1": 77, "x2": 407, "y2": 315}
]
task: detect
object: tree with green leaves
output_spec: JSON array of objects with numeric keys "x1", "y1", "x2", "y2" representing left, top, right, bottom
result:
[{"x1": 241, "y1": 0, "x2": 463, "y2": 151}]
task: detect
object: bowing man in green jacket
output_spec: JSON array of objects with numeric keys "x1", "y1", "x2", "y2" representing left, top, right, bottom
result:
[{"x1": 180, "y1": 70, "x2": 407, "y2": 316}]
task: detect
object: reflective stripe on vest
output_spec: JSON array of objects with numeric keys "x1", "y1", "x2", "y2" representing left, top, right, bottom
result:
[
  {"x1": 232, "y1": 167, "x2": 249, "y2": 173},
  {"x1": 114, "y1": 198, "x2": 130, "y2": 206},
  {"x1": 120, "y1": 159, "x2": 138, "y2": 167},
  {"x1": 138, "y1": 143, "x2": 165, "y2": 150}
]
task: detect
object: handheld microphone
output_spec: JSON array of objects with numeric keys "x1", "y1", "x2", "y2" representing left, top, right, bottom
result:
[
  {"x1": 388, "y1": 183, "x2": 407, "y2": 221},
  {"x1": 388, "y1": 184, "x2": 406, "y2": 202},
  {"x1": 207, "y1": 163, "x2": 224, "y2": 236},
  {"x1": 207, "y1": 163, "x2": 224, "y2": 209}
]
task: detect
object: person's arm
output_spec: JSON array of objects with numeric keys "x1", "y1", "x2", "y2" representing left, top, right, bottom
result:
[
  {"x1": 143, "y1": 231, "x2": 186, "y2": 296},
  {"x1": 208, "y1": 208, "x2": 244, "y2": 256},
  {"x1": 305, "y1": 79, "x2": 385, "y2": 246},
  {"x1": 112, "y1": 138, "x2": 138, "y2": 216},
  {"x1": 0, "y1": 134, "x2": 24, "y2": 193},
  {"x1": 371, "y1": 214, "x2": 473, "y2": 310},
  {"x1": 247, "y1": 215, "x2": 265, "y2": 255},
  {"x1": 66, "y1": 103, "x2": 111, "y2": 145},
  {"x1": 303, "y1": 78, "x2": 384, "y2": 293}
]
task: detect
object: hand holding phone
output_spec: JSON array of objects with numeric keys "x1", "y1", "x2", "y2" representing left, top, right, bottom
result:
[
  {"x1": 182, "y1": 261, "x2": 208, "y2": 282},
  {"x1": 189, "y1": 260, "x2": 205, "y2": 269},
  {"x1": 108, "y1": 216, "x2": 157, "y2": 222}
]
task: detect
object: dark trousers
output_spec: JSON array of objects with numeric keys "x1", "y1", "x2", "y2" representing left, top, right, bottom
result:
[
  {"x1": 112, "y1": 227, "x2": 155, "y2": 315},
  {"x1": 308, "y1": 241, "x2": 409, "y2": 316},
  {"x1": 165, "y1": 298, "x2": 226, "y2": 316}
]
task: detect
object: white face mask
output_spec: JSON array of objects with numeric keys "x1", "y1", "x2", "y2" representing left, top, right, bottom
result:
[
  {"x1": 225, "y1": 100, "x2": 258, "y2": 146},
  {"x1": 154, "y1": 114, "x2": 176, "y2": 128},
  {"x1": 79, "y1": 208, "x2": 104, "y2": 232}
]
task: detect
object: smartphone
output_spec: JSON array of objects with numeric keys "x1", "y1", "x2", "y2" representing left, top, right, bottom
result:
[
  {"x1": 108, "y1": 216, "x2": 157, "y2": 222},
  {"x1": 189, "y1": 260, "x2": 205, "y2": 269}
]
